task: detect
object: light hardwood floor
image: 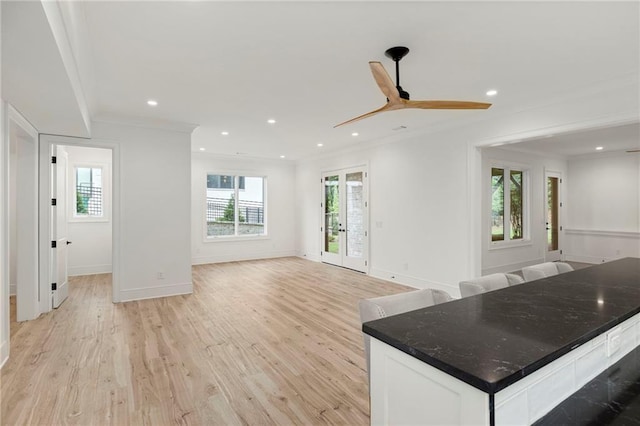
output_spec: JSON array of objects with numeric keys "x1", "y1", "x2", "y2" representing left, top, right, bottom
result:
[{"x1": 1, "y1": 257, "x2": 411, "y2": 425}]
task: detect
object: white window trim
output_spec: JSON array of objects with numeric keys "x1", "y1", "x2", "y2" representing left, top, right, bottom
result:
[
  {"x1": 204, "y1": 173, "x2": 268, "y2": 241},
  {"x1": 69, "y1": 162, "x2": 110, "y2": 223},
  {"x1": 488, "y1": 163, "x2": 531, "y2": 249}
]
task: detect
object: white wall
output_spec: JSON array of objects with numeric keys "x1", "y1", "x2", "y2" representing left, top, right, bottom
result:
[
  {"x1": 90, "y1": 120, "x2": 194, "y2": 302},
  {"x1": 481, "y1": 147, "x2": 567, "y2": 274},
  {"x1": 297, "y1": 133, "x2": 473, "y2": 295},
  {"x1": 565, "y1": 152, "x2": 640, "y2": 263},
  {"x1": 192, "y1": 153, "x2": 297, "y2": 264},
  {"x1": 65, "y1": 145, "x2": 112, "y2": 276}
]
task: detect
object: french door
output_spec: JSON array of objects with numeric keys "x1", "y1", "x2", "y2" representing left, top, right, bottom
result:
[
  {"x1": 545, "y1": 171, "x2": 562, "y2": 261},
  {"x1": 321, "y1": 166, "x2": 368, "y2": 272}
]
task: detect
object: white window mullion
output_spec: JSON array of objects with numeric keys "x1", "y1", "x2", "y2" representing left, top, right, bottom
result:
[{"x1": 234, "y1": 176, "x2": 239, "y2": 236}]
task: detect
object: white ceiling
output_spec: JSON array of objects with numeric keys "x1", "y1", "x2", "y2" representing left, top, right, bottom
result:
[
  {"x1": 42, "y1": 2, "x2": 640, "y2": 159},
  {"x1": 2, "y1": 1, "x2": 91, "y2": 137},
  {"x1": 496, "y1": 122, "x2": 640, "y2": 158}
]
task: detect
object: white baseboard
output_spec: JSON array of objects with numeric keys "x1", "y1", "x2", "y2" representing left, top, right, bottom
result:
[
  {"x1": 9, "y1": 283, "x2": 16, "y2": 296},
  {"x1": 369, "y1": 268, "x2": 459, "y2": 298},
  {"x1": 564, "y1": 254, "x2": 613, "y2": 264},
  {"x1": 68, "y1": 264, "x2": 112, "y2": 277},
  {"x1": 482, "y1": 258, "x2": 545, "y2": 276},
  {"x1": 297, "y1": 252, "x2": 321, "y2": 262},
  {"x1": 119, "y1": 282, "x2": 192, "y2": 302},
  {"x1": 191, "y1": 250, "x2": 297, "y2": 265},
  {"x1": 0, "y1": 339, "x2": 8, "y2": 370}
]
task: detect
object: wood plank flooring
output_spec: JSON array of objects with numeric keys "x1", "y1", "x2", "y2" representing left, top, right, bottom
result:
[{"x1": 1, "y1": 257, "x2": 412, "y2": 425}]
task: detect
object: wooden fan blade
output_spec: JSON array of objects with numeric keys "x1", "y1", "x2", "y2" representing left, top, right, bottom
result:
[
  {"x1": 334, "y1": 103, "x2": 392, "y2": 128},
  {"x1": 369, "y1": 61, "x2": 401, "y2": 104},
  {"x1": 405, "y1": 100, "x2": 492, "y2": 110}
]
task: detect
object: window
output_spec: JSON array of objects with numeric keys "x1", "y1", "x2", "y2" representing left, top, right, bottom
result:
[
  {"x1": 207, "y1": 175, "x2": 245, "y2": 190},
  {"x1": 75, "y1": 166, "x2": 103, "y2": 217},
  {"x1": 491, "y1": 166, "x2": 527, "y2": 243},
  {"x1": 206, "y1": 174, "x2": 265, "y2": 237}
]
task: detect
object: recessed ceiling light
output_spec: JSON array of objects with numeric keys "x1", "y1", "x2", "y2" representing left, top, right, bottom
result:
[
  {"x1": 352, "y1": 132, "x2": 359, "y2": 137},
  {"x1": 221, "y1": 131, "x2": 229, "y2": 136},
  {"x1": 199, "y1": 147, "x2": 205, "y2": 151},
  {"x1": 280, "y1": 155, "x2": 286, "y2": 159},
  {"x1": 147, "y1": 99, "x2": 158, "y2": 106},
  {"x1": 267, "y1": 119, "x2": 276, "y2": 124},
  {"x1": 596, "y1": 146, "x2": 604, "y2": 151},
  {"x1": 317, "y1": 143, "x2": 323, "y2": 147},
  {"x1": 486, "y1": 89, "x2": 498, "y2": 96}
]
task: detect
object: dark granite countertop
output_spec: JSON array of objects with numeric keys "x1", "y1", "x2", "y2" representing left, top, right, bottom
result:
[
  {"x1": 535, "y1": 344, "x2": 640, "y2": 426},
  {"x1": 363, "y1": 257, "x2": 640, "y2": 394}
]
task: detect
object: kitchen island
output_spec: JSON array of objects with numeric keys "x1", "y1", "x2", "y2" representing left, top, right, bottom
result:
[{"x1": 363, "y1": 257, "x2": 640, "y2": 425}]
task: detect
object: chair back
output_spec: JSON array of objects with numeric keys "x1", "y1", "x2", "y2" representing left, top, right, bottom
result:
[
  {"x1": 358, "y1": 288, "x2": 453, "y2": 382},
  {"x1": 459, "y1": 273, "x2": 524, "y2": 298},
  {"x1": 522, "y1": 262, "x2": 574, "y2": 282}
]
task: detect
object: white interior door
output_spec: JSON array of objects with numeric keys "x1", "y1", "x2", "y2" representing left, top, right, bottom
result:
[
  {"x1": 321, "y1": 167, "x2": 368, "y2": 272},
  {"x1": 545, "y1": 171, "x2": 562, "y2": 262},
  {"x1": 52, "y1": 145, "x2": 69, "y2": 308}
]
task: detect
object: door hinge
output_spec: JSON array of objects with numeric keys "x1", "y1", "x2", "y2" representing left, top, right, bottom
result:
[
  {"x1": 51, "y1": 241, "x2": 57, "y2": 248},
  {"x1": 365, "y1": 261, "x2": 368, "y2": 266},
  {"x1": 365, "y1": 172, "x2": 368, "y2": 178},
  {"x1": 51, "y1": 198, "x2": 57, "y2": 206},
  {"x1": 51, "y1": 283, "x2": 57, "y2": 291},
  {"x1": 560, "y1": 202, "x2": 563, "y2": 207},
  {"x1": 560, "y1": 249, "x2": 563, "y2": 255},
  {"x1": 365, "y1": 231, "x2": 368, "y2": 237},
  {"x1": 51, "y1": 156, "x2": 57, "y2": 164},
  {"x1": 320, "y1": 251, "x2": 322, "y2": 256},
  {"x1": 560, "y1": 178, "x2": 563, "y2": 183},
  {"x1": 560, "y1": 225, "x2": 563, "y2": 231},
  {"x1": 320, "y1": 227, "x2": 323, "y2": 232}
]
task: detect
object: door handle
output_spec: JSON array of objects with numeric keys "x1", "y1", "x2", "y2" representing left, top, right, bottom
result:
[{"x1": 66, "y1": 241, "x2": 72, "y2": 245}]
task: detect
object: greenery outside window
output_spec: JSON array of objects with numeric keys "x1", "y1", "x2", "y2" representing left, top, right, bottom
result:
[
  {"x1": 491, "y1": 166, "x2": 527, "y2": 243},
  {"x1": 206, "y1": 174, "x2": 265, "y2": 237}
]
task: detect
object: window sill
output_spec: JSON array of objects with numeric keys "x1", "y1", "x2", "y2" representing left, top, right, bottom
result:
[
  {"x1": 488, "y1": 239, "x2": 532, "y2": 251},
  {"x1": 69, "y1": 217, "x2": 110, "y2": 224},
  {"x1": 204, "y1": 235, "x2": 270, "y2": 243}
]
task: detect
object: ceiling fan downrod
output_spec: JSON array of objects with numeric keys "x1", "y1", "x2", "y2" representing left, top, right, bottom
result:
[{"x1": 385, "y1": 46, "x2": 411, "y2": 100}]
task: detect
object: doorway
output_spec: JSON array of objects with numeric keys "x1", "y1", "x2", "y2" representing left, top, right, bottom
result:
[
  {"x1": 7, "y1": 107, "x2": 39, "y2": 322},
  {"x1": 545, "y1": 171, "x2": 562, "y2": 261},
  {"x1": 48, "y1": 143, "x2": 114, "y2": 310},
  {"x1": 38, "y1": 135, "x2": 118, "y2": 316},
  {"x1": 321, "y1": 166, "x2": 368, "y2": 273}
]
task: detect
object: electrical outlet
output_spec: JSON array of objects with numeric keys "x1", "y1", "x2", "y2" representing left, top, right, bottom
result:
[{"x1": 157, "y1": 272, "x2": 165, "y2": 280}]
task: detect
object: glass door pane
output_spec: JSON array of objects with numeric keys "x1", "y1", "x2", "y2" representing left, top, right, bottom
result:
[
  {"x1": 324, "y1": 175, "x2": 340, "y2": 254},
  {"x1": 547, "y1": 177, "x2": 559, "y2": 251},
  {"x1": 491, "y1": 168, "x2": 505, "y2": 241},
  {"x1": 345, "y1": 172, "x2": 364, "y2": 258}
]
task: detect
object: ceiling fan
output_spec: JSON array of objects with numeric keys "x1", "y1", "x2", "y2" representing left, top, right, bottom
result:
[{"x1": 335, "y1": 46, "x2": 492, "y2": 128}]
